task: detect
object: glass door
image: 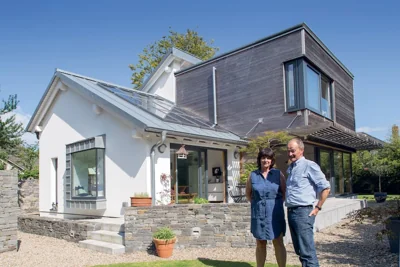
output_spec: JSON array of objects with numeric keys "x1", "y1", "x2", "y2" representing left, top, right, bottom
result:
[
  {"x1": 319, "y1": 150, "x2": 334, "y2": 196},
  {"x1": 170, "y1": 145, "x2": 207, "y2": 204}
]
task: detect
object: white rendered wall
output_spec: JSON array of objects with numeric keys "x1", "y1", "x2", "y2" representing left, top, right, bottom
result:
[
  {"x1": 39, "y1": 87, "x2": 150, "y2": 218},
  {"x1": 147, "y1": 61, "x2": 181, "y2": 103}
]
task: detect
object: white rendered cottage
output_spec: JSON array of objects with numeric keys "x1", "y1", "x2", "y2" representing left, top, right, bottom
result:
[{"x1": 26, "y1": 48, "x2": 247, "y2": 219}]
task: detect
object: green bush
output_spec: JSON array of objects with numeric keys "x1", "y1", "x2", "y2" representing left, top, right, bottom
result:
[
  {"x1": 153, "y1": 227, "x2": 175, "y2": 240},
  {"x1": 193, "y1": 197, "x2": 209, "y2": 204}
]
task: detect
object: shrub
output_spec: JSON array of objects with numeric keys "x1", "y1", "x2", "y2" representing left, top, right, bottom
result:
[
  {"x1": 153, "y1": 227, "x2": 175, "y2": 240},
  {"x1": 193, "y1": 197, "x2": 209, "y2": 204},
  {"x1": 134, "y1": 192, "x2": 149, "y2": 197}
]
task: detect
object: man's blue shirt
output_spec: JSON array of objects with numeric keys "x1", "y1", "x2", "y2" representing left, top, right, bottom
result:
[{"x1": 285, "y1": 156, "x2": 330, "y2": 207}]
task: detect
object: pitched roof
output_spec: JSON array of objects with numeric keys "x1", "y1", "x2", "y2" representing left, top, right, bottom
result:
[{"x1": 26, "y1": 69, "x2": 246, "y2": 145}]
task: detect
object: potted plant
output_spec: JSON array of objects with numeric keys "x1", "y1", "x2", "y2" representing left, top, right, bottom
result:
[
  {"x1": 193, "y1": 197, "x2": 209, "y2": 204},
  {"x1": 153, "y1": 226, "x2": 177, "y2": 258},
  {"x1": 130, "y1": 192, "x2": 152, "y2": 207},
  {"x1": 349, "y1": 198, "x2": 400, "y2": 253}
]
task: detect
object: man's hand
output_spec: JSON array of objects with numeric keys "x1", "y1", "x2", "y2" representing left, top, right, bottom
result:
[{"x1": 309, "y1": 208, "x2": 319, "y2": 216}]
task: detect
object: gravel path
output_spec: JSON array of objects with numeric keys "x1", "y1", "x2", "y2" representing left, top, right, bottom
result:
[{"x1": 0, "y1": 219, "x2": 397, "y2": 267}]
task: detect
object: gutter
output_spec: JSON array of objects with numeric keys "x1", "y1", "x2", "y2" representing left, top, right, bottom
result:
[
  {"x1": 144, "y1": 127, "x2": 248, "y2": 146},
  {"x1": 150, "y1": 130, "x2": 167, "y2": 206}
]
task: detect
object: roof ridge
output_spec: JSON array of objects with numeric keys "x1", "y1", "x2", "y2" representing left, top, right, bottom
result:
[{"x1": 55, "y1": 69, "x2": 174, "y2": 102}]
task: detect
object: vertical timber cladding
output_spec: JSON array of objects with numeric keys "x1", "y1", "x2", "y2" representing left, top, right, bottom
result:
[
  {"x1": 304, "y1": 32, "x2": 355, "y2": 131},
  {"x1": 65, "y1": 135, "x2": 105, "y2": 209},
  {"x1": 175, "y1": 31, "x2": 304, "y2": 136}
]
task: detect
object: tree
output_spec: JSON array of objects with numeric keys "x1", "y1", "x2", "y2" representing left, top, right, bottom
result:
[
  {"x1": 239, "y1": 131, "x2": 292, "y2": 183},
  {"x1": 129, "y1": 28, "x2": 219, "y2": 89},
  {"x1": 17, "y1": 144, "x2": 39, "y2": 179},
  {"x1": 0, "y1": 94, "x2": 24, "y2": 156},
  {"x1": 352, "y1": 125, "x2": 400, "y2": 193}
]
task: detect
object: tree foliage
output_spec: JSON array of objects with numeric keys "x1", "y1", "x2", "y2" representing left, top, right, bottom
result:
[
  {"x1": 239, "y1": 131, "x2": 292, "y2": 183},
  {"x1": 129, "y1": 28, "x2": 219, "y2": 89},
  {"x1": 352, "y1": 125, "x2": 400, "y2": 193},
  {"x1": 0, "y1": 94, "x2": 24, "y2": 156}
]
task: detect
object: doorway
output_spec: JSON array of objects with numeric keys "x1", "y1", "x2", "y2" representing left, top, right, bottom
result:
[{"x1": 170, "y1": 145, "x2": 207, "y2": 204}]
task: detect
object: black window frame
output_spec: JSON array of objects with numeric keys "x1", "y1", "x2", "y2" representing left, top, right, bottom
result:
[
  {"x1": 71, "y1": 147, "x2": 106, "y2": 200},
  {"x1": 284, "y1": 58, "x2": 333, "y2": 120}
]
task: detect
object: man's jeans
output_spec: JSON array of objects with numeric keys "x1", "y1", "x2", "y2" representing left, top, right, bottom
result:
[{"x1": 288, "y1": 206, "x2": 319, "y2": 267}]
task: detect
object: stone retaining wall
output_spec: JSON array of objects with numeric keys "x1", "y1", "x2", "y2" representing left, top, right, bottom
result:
[
  {"x1": 124, "y1": 203, "x2": 256, "y2": 252},
  {"x1": 0, "y1": 170, "x2": 19, "y2": 253},
  {"x1": 18, "y1": 214, "x2": 99, "y2": 242},
  {"x1": 18, "y1": 178, "x2": 39, "y2": 214}
]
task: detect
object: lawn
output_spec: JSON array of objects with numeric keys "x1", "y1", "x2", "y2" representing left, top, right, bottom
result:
[
  {"x1": 93, "y1": 260, "x2": 299, "y2": 267},
  {"x1": 357, "y1": 194, "x2": 400, "y2": 201}
]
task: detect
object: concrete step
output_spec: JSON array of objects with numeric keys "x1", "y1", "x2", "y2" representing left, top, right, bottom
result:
[
  {"x1": 88, "y1": 230, "x2": 124, "y2": 245},
  {"x1": 101, "y1": 222, "x2": 125, "y2": 232},
  {"x1": 79, "y1": 239, "x2": 125, "y2": 254}
]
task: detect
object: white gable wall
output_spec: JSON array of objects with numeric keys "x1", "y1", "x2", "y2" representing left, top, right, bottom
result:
[
  {"x1": 146, "y1": 60, "x2": 182, "y2": 103},
  {"x1": 39, "y1": 86, "x2": 150, "y2": 218}
]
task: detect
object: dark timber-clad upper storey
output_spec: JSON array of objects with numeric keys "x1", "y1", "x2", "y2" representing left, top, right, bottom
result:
[{"x1": 175, "y1": 23, "x2": 356, "y2": 140}]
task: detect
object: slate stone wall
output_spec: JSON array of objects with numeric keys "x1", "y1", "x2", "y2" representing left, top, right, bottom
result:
[
  {"x1": 124, "y1": 203, "x2": 256, "y2": 252},
  {"x1": 18, "y1": 178, "x2": 39, "y2": 214},
  {"x1": 18, "y1": 214, "x2": 99, "y2": 243},
  {"x1": 0, "y1": 170, "x2": 19, "y2": 253}
]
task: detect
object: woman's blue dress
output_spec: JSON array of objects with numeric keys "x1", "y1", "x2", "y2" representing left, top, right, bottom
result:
[{"x1": 250, "y1": 168, "x2": 286, "y2": 240}]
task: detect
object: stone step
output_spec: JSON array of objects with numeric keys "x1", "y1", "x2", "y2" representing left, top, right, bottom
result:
[
  {"x1": 101, "y1": 222, "x2": 125, "y2": 232},
  {"x1": 79, "y1": 239, "x2": 125, "y2": 254},
  {"x1": 88, "y1": 230, "x2": 124, "y2": 245}
]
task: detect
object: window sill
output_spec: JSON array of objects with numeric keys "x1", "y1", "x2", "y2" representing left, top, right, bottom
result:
[{"x1": 66, "y1": 199, "x2": 106, "y2": 210}]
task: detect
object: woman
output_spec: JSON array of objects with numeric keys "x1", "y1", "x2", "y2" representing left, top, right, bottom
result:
[{"x1": 246, "y1": 148, "x2": 287, "y2": 267}]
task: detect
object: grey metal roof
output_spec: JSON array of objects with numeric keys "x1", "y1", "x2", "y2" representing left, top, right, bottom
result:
[
  {"x1": 176, "y1": 23, "x2": 354, "y2": 78},
  {"x1": 55, "y1": 70, "x2": 246, "y2": 145}
]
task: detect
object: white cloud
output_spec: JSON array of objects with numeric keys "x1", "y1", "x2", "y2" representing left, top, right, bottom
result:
[
  {"x1": 356, "y1": 126, "x2": 387, "y2": 133},
  {"x1": 1, "y1": 106, "x2": 37, "y2": 145}
]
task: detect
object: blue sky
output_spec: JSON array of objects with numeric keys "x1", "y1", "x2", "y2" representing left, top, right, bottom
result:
[{"x1": 1, "y1": 0, "x2": 399, "y2": 144}]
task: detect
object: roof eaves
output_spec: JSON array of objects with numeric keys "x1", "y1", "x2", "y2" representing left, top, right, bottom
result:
[
  {"x1": 25, "y1": 70, "x2": 59, "y2": 132},
  {"x1": 176, "y1": 23, "x2": 354, "y2": 78},
  {"x1": 175, "y1": 23, "x2": 305, "y2": 76},
  {"x1": 302, "y1": 24, "x2": 354, "y2": 78}
]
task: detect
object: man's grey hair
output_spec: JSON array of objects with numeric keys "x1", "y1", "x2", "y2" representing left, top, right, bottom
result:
[{"x1": 289, "y1": 138, "x2": 305, "y2": 150}]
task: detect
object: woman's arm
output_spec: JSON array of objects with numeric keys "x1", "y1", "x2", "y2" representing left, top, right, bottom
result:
[
  {"x1": 245, "y1": 174, "x2": 252, "y2": 202},
  {"x1": 279, "y1": 171, "x2": 286, "y2": 200}
]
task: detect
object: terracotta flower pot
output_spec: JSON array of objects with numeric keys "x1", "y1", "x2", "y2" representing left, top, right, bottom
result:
[
  {"x1": 130, "y1": 197, "x2": 152, "y2": 207},
  {"x1": 153, "y1": 237, "x2": 177, "y2": 258}
]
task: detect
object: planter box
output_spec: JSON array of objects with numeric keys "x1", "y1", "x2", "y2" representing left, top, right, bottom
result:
[
  {"x1": 130, "y1": 197, "x2": 152, "y2": 207},
  {"x1": 386, "y1": 217, "x2": 400, "y2": 253},
  {"x1": 374, "y1": 192, "x2": 387, "y2": 203}
]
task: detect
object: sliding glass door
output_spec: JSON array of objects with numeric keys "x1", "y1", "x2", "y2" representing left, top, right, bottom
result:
[{"x1": 170, "y1": 145, "x2": 207, "y2": 204}]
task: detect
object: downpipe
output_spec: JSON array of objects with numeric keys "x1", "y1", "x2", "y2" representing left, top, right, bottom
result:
[{"x1": 150, "y1": 130, "x2": 167, "y2": 206}]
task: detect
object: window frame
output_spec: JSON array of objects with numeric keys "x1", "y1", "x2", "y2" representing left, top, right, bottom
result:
[
  {"x1": 284, "y1": 58, "x2": 334, "y2": 120},
  {"x1": 71, "y1": 147, "x2": 106, "y2": 200}
]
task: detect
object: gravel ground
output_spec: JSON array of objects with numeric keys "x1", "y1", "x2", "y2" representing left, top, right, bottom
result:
[{"x1": 0, "y1": 219, "x2": 397, "y2": 267}]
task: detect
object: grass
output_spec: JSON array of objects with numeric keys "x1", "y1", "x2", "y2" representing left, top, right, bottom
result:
[
  {"x1": 93, "y1": 259, "x2": 300, "y2": 267},
  {"x1": 357, "y1": 194, "x2": 400, "y2": 201}
]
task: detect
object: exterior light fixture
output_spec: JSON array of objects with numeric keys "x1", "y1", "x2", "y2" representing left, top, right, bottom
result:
[{"x1": 176, "y1": 144, "x2": 188, "y2": 159}]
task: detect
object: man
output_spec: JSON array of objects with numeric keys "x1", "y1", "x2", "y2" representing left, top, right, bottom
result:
[{"x1": 286, "y1": 138, "x2": 330, "y2": 267}]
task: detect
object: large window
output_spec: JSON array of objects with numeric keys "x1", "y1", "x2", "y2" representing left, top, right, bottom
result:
[
  {"x1": 285, "y1": 59, "x2": 333, "y2": 119},
  {"x1": 72, "y1": 148, "x2": 105, "y2": 198}
]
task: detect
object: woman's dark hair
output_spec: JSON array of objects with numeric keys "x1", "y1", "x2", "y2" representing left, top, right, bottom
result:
[{"x1": 257, "y1": 148, "x2": 275, "y2": 169}]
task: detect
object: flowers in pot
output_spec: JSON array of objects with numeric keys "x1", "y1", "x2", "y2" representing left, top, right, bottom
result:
[{"x1": 153, "y1": 226, "x2": 177, "y2": 258}]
